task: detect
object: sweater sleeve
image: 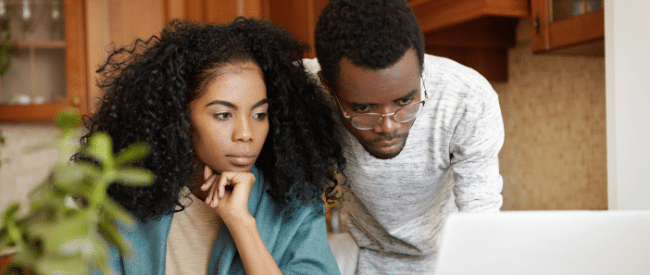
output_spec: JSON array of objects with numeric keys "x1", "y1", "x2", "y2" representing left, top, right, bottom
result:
[
  {"x1": 448, "y1": 79, "x2": 504, "y2": 213},
  {"x1": 277, "y1": 204, "x2": 341, "y2": 275}
]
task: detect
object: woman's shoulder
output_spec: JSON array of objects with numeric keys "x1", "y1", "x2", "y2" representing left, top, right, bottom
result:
[{"x1": 251, "y1": 166, "x2": 323, "y2": 223}]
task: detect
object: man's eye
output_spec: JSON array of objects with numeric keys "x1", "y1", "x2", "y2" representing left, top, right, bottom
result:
[
  {"x1": 353, "y1": 105, "x2": 372, "y2": 113},
  {"x1": 396, "y1": 97, "x2": 414, "y2": 106},
  {"x1": 213, "y1": 113, "x2": 232, "y2": 120}
]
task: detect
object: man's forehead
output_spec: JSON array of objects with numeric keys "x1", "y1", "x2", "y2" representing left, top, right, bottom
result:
[{"x1": 336, "y1": 54, "x2": 422, "y2": 103}]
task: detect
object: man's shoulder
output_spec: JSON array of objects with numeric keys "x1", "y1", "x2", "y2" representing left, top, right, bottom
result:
[
  {"x1": 302, "y1": 57, "x2": 321, "y2": 76},
  {"x1": 423, "y1": 54, "x2": 497, "y2": 102}
]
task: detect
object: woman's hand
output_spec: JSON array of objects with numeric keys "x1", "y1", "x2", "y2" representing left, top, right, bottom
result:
[
  {"x1": 200, "y1": 165, "x2": 256, "y2": 223},
  {"x1": 199, "y1": 165, "x2": 282, "y2": 275}
]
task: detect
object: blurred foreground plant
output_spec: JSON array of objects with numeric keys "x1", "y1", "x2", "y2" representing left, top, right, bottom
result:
[
  {"x1": 0, "y1": 128, "x2": 5, "y2": 168},
  {"x1": 0, "y1": 108, "x2": 153, "y2": 275}
]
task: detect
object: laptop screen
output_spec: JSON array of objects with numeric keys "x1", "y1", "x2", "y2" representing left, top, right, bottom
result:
[{"x1": 434, "y1": 211, "x2": 650, "y2": 275}]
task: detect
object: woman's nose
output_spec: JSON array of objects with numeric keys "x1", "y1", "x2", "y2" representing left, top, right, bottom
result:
[{"x1": 233, "y1": 116, "x2": 253, "y2": 142}]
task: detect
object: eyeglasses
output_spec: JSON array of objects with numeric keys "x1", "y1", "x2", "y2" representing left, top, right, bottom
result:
[{"x1": 333, "y1": 77, "x2": 428, "y2": 130}]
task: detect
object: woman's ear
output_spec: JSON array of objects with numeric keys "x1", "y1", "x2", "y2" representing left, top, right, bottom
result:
[{"x1": 317, "y1": 71, "x2": 334, "y2": 96}]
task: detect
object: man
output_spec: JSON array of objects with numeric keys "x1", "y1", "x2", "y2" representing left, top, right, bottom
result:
[{"x1": 304, "y1": 0, "x2": 505, "y2": 273}]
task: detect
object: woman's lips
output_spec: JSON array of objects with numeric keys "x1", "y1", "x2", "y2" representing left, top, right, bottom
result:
[{"x1": 227, "y1": 154, "x2": 257, "y2": 166}]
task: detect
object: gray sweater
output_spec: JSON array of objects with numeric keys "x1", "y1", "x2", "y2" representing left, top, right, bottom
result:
[{"x1": 304, "y1": 54, "x2": 504, "y2": 274}]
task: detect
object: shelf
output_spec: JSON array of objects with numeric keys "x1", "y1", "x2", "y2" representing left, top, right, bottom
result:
[
  {"x1": 14, "y1": 41, "x2": 66, "y2": 49},
  {"x1": 410, "y1": 0, "x2": 529, "y2": 33},
  {"x1": 0, "y1": 102, "x2": 73, "y2": 121}
]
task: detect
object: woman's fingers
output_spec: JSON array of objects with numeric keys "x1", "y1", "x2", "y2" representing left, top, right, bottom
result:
[
  {"x1": 206, "y1": 174, "x2": 219, "y2": 205},
  {"x1": 208, "y1": 180, "x2": 219, "y2": 207},
  {"x1": 216, "y1": 172, "x2": 234, "y2": 199},
  {"x1": 203, "y1": 165, "x2": 212, "y2": 180},
  {"x1": 205, "y1": 172, "x2": 256, "y2": 212},
  {"x1": 201, "y1": 166, "x2": 216, "y2": 191}
]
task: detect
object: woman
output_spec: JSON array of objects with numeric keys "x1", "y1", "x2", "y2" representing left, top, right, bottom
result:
[{"x1": 81, "y1": 18, "x2": 345, "y2": 274}]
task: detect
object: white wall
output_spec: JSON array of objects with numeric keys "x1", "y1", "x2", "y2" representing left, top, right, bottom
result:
[
  {"x1": 0, "y1": 124, "x2": 60, "y2": 215},
  {"x1": 606, "y1": 0, "x2": 650, "y2": 210}
]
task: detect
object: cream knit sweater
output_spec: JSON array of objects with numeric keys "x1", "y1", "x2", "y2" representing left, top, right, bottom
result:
[{"x1": 305, "y1": 54, "x2": 504, "y2": 274}]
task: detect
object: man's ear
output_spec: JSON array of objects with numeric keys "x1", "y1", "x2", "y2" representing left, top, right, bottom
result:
[{"x1": 317, "y1": 71, "x2": 334, "y2": 96}]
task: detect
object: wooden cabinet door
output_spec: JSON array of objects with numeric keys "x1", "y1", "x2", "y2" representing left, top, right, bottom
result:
[
  {"x1": 531, "y1": 0, "x2": 604, "y2": 55},
  {"x1": 0, "y1": 0, "x2": 87, "y2": 121}
]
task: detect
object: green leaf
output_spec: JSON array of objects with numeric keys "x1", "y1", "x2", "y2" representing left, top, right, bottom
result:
[
  {"x1": 30, "y1": 212, "x2": 90, "y2": 256},
  {"x1": 36, "y1": 255, "x2": 88, "y2": 275},
  {"x1": 0, "y1": 58, "x2": 9, "y2": 76},
  {"x1": 88, "y1": 237, "x2": 111, "y2": 275},
  {"x1": 112, "y1": 167, "x2": 154, "y2": 186},
  {"x1": 84, "y1": 132, "x2": 113, "y2": 168},
  {"x1": 1, "y1": 203, "x2": 25, "y2": 249},
  {"x1": 114, "y1": 142, "x2": 150, "y2": 167},
  {"x1": 73, "y1": 161, "x2": 102, "y2": 180},
  {"x1": 55, "y1": 107, "x2": 82, "y2": 137},
  {"x1": 0, "y1": 228, "x2": 12, "y2": 252},
  {"x1": 2, "y1": 203, "x2": 20, "y2": 223},
  {"x1": 99, "y1": 199, "x2": 135, "y2": 229},
  {"x1": 97, "y1": 219, "x2": 132, "y2": 256},
  {"x1": 52, "y1": 163, "x2": 85, "y2": 187},
  {"x1": 8, "y1": 248, "x2": 40, "y2": 274}
]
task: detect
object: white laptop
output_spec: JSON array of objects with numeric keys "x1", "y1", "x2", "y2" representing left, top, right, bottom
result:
[{"x1": 434, "y1": 210, "x2": 650, "y2": 275}]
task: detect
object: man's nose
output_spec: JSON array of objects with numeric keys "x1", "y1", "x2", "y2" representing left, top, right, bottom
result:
[{"x1": 373, "y1": 114, "x2": 399, "y2": 134}]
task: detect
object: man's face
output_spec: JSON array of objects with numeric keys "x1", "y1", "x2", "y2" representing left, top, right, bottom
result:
[{"x1": 331, "y1": 48, "x2": 422, "y2": 159}]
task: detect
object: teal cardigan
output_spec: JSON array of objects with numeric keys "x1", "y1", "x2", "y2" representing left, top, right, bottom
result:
[{"x1": 101, "y1": 167, "x2": 340, "y2": 274}]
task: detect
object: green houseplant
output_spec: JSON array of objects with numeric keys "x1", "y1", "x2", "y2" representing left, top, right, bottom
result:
[
  {"x1": 0, "y1": 13, "x2": 11, "y2": 154},
  {"x1": 0, "y1": 108, "x2": 154, "y2": 275},
  {"x1": 0, "y1": 13, "x2": 12, "y2": 77}
]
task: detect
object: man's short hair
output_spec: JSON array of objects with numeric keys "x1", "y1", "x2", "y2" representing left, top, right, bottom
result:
[{"x1": 315, "y1": 0, "x2": 425, "y2": 89}]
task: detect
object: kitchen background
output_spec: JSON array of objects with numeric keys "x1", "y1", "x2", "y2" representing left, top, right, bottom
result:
[{"x1": 0, "y1": 0, "x2": 608, "y2": 213}]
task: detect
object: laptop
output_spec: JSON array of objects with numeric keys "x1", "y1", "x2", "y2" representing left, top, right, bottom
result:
[{"x1": 434, "y1": 210, "x2": 650, "y2": 275}]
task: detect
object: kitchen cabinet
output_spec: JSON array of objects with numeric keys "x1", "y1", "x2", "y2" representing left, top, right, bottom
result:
[
  {"x1": 176, "y1": 0, "x2": 327, "y2": 59},
  {"x1": 260, "y1": 0, "x2": 531, "y2": 82},
  {"x1": 531, "y1": 0, "x2": 604, "y2": 55},
  {"x1": 410, "y1": 0, "x2": 529, "y2": 81},
  {"x1": 259, "y1": 0, "x2": 328, "y2": 58},
  {"x1": 0, "y1": 0, "x2": 86, "y2": 121}
]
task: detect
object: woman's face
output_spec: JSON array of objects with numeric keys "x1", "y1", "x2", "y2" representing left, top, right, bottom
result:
[{"x1": 189, "y1": 61, "x2": 269, "y2": 174}]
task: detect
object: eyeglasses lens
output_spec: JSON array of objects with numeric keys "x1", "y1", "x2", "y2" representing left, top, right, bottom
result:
[
  {"x1": 394, "y1": 102, "x2": 422, "y2": 122},
  {"x1": 350, "y1": 102, "x2": 422, "y2": 130}
]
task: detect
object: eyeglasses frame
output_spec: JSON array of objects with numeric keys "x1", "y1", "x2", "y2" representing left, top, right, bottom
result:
[{"x1": 332, "y1": 76, "x2": 429, "y2": 130}]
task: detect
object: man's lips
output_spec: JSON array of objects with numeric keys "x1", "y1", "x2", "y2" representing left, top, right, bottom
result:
[
  {"x1": 370, "y1": 133, "x2": 406, "y2": 146},
  {"x1": 227, "y1": 153, "x2": 257, "y2": 166},
  {"x1": 374, "y1": 138, "x2": 401, "y2": 147}
]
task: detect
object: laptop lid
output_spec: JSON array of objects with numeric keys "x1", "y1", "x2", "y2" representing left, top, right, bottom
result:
[{"x1": 434, "y1": 210, "x2": 650, "y2": 275}]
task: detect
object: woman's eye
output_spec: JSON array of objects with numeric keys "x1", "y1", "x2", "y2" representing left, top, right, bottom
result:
[
  {"x1": 396, "y1": 97, "x2": 414, "y2": 106},
  {"x1": 253, "y1": 112, "x2": 268, "y2": 120},
  {"x1": 213, "y1": 113, "x2": 232, "y2": 120}
]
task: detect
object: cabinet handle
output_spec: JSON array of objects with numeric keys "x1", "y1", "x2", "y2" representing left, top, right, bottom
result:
[{"x1": 533, "y1": 13, "x2": 540, "y2": 35}]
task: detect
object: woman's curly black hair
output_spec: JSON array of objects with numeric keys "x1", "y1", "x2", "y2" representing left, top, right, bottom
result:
[
  {"x1": 314, "y1": 0, "x2": 425, "y2": 89},
  {"x1": 77, "y1": 18, "x2": 345, "y2": 222}
]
